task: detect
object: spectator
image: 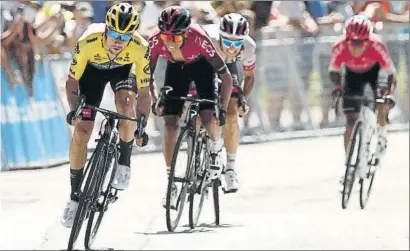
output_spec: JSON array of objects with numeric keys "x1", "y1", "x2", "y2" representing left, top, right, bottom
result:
[
  {"x1": 272, "y1": 1, "x2": 318, "y2": 131},
  {"x1": 315, "y1": 1, "x2": 354, "y2": 128},
  {"x1": 138, "y1": 1, "x2": 167, "y2": 38},
  {"x1": 1, "y1": 1, "x2": 51, "y2": 97},
  {"x1": 358, "y1": 0, "x2": 409, "y2": 120},
  {"x1": 65, "y1": 2, "x2": 94, "y2": 49}
]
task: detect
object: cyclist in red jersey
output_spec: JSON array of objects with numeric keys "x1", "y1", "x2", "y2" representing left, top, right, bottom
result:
[
  {"x1": 329, "y1": 15, "x2": 396, "y2": 161},
  {"x1": 148, "y1": 6, "x2": 233, "y2": 207}
]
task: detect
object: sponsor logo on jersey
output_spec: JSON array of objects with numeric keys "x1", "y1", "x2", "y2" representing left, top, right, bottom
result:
[
  {"x1": 86, "y1": 37, "x2": 98, "y2": 43},
  {"x1": 149, "y1": 36, "x2": 159, "y2": 49},
  {"x1": 69, "y1": 68, "x2": 75, "y2": 76},
  {"x1": 94, "y1": 53, "x2": 101, "y2": 61},
  {"x1": 71, "y1": 58, "x2": 77, "y2": 66},
  {"x1": 144, "y1": 48, "x2": 150, "y2": 60},
  {"x1": 140, "y1": 78, "x2": 150, "y2": 84},
  {"x1": 75, "y1": 43, "x2": 80, "y2": 54},
  {"x1": 194, "y1": 36, "x2": 216, "y2": 57},
  {"x1": 143, "y1": 64, "x2": 150, "y2": 74},
  {"x1": 124, "y1": 53, "x2": 130, "y2": 62}
]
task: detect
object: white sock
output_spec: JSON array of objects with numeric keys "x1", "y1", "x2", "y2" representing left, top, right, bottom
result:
[
  {"x1": 210, "y1": 138, "x2": 223, "y2": 154},
  {"x1": 226, "y1": 152, "x2": 236, "y2": 171}
]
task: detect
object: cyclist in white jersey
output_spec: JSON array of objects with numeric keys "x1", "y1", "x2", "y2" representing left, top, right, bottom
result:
[{"x1": 202, "y1": 13, "x2": 257, "y2": 193}]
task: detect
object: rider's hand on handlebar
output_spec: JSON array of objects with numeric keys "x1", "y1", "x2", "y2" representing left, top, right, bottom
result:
[
  {"x1": 66, "y1": 110, "x2": 82, "y2": 126},
  {"x1": 238, "y1": 98, "x2": 249, "y2": 118},
  {"x1": 219, "y1": 108, "x2": 227, "y2": 126},
  {"x1": 151, "y1": 102, "x2": 164, "y2": 116},
  {"x1": 135, "y1": 129, "x2": 149, "y2": 147},
  {"x1": 332, "y1": 84, "x2": 343, "y2": 98}
]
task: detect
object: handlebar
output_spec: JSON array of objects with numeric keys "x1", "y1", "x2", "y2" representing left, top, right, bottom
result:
[
  {"x1": 157, "y1": 86, "x2": 218, "y2": 105},
  {"x1": 71, "y1": 91, "x2": 146, "y2": 132}
]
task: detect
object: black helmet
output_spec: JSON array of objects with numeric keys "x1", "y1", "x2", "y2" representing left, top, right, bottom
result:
[
  {"x1": 106, "y1": 3, "x2": 140, "y2": 34},
  {"x1": 158, "y1": 6, "x2": 191, "y2": 34}
]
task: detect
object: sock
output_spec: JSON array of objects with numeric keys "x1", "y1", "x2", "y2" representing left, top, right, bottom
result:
[
  {"x1": 118, "y1": 139, "x2": 134, "y2": 167},
  {"x1": 226, "y1": 152, "x2": 236, "y2": 171},
  {"x1": 70, "y1": 168, "x2": 83, "y2": 201},
  {"x1": 210, "y1": 138, "x2": 223, "y2": 154}
]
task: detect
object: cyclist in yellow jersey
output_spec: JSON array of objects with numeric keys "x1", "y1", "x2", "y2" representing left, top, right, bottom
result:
[{"x1": 61, "y1": 3, "x2": 152, "y2": 228}]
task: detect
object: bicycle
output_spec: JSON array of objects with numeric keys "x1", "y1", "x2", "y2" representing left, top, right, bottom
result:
[
  {"x1": 333, "y1": 93, "x2": 387, "y2": 210},
  {"x1": 67, "y1": 93, "x2": 147, "y2": 250},
  {"x1": 156, "y1": 86, "x2": 222, "y2": 231}
]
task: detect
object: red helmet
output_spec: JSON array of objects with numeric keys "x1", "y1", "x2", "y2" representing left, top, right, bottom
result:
[
  {"x1": 158, "y1": 6, "x2": 191, "y2": 35},
  {"x1": 344, "y1": 15, "x2": 373, "y2": 40}
]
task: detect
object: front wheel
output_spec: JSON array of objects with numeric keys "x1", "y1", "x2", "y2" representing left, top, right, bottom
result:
[
  {"x1": 166, "y1": 127, "x2": 195, "y2": 232},
  {"x1": 341, "y1": 121, "x2": 363, "y2": 209},
  {"x1": 67, "y1": 147, "x2": 104, "y2": 250},
  {"x1": 84, "y1": 147, "x2": 118, "y2": 249},
  {"x1": 359, "y1": 167, "x2": 376, "y2": 209}
]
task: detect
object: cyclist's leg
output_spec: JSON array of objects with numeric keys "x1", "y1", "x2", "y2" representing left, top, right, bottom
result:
[
  {"x1": 161, "y1": 62, "x2": 189, "y2": 206},
  {"x1": 343, "y1": 67, "x2": 363, "y2": 152},
  {"x1": 62, "y1": 66, "x2": 107, "y2": 228},
  {"x1": 193, "y1": 58, "x2": 223, "y2": 179},
  {"x1": 371, "y1": 65, "x2": 389, "y2": 157},
  {"x1": 222, "y1": 62, "x2": 241, "y2": 191},
  {"x1": 110, "y1": 65, "x2": 138, "y2": 190}
]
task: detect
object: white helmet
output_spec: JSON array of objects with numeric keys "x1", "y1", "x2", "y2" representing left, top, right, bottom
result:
[{"x1": 219, "y1": 13, "x2": 249, "y2": 39}]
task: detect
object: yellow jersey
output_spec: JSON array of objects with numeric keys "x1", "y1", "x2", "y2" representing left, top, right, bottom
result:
[{"x1": 68, "y1": 23, "x2": 151, "y2": 89}]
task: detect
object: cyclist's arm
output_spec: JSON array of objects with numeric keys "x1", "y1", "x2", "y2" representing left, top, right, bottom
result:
[
  {"x1": 202, "y1": 36, "x2": 233, "y2": 110},
  {"x1": 133, "y1": 45, "x2": 152, "y2": 119},
  {"x1": 328, "y1": 44, "x2": 344, "y2": 87},
  {"x1": 148, "y1": 36, "x2": 160, "y2": 102},
  {"x1": 242, "y1": 41, "x2": 257, "y2": 99},
  {"x1": 66, "y1": 40, "x2": 88, "y2": 110},
  {"x1": 374, "y1": 42, "x2": 397, "y2": 92}
]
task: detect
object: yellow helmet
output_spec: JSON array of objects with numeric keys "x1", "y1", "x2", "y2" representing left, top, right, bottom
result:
[{"x1": 105, "y1": 3, "x2": 140, "y2": 34}]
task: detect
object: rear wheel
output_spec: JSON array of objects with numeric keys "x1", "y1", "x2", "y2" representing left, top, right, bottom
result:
[
  {"x1": 341, "y1": 121, "x2": 363, "y2": 209},
  {"x1": 166, "y1": 127, "x2": 195, "y2": 232}
]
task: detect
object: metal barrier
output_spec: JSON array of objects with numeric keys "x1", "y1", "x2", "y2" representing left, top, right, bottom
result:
[{"x1": 46, "y1": 30, "x2": 409, "y2": 155}]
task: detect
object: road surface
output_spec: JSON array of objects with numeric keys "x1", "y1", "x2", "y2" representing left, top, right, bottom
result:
[{"x1": 0, "y1": 132, "x2": 408, "y2": 250}]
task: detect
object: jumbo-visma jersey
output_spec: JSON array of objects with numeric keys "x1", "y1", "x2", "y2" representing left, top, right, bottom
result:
[{"x1": 68, "y1": 23, "x2": 151, "y2": 89}]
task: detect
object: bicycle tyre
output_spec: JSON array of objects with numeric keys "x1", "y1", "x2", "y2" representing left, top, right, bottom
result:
[
  {"x1": 166, "y1": 127, "x2": 195, "y2": 232},
  {"x1": 359, "y1": 168, "x2": 376, "y2": 209},
  {"x1": 342, "y1": 121, "x2": 363, "y2": 209},
  {"x1": 188, "y1": 136, "x2": 209, "y2": 229},
  {"x1": 67, "y1": 146, "x2": 105, "y2": 250},
  {"x1": 213, "y1": 178, "x2": 221, "y2": 226},
  {"x1": 84, "y1": 146, "x2": 118, "y2": 249}
]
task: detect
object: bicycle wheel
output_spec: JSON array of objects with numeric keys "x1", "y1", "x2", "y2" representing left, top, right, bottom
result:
[
  {"x1": 166, "y1": 127, "x2": 195, "y2": 232},
  {"x1": 84, "y1": 146, "x2": 118, "y2": 249},
  {"x1": 359, "y1": 166, "x2": 376, "y2": 209},
  {"x1": 341, "y1": 121, "x2": 363, "y2": 209},
  {"x1": 212, "y1": 178, "x2": 221, "y2": 226},
  {"x1": 188, "y1": 135, "x2": 209, "y2": 229},
  {"x1": 67, "y1": 146, "x2": 105, "y2": 250}
]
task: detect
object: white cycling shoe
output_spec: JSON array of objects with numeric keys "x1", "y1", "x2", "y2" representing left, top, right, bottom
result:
[
  {"x1": 162, "y1": 183, "x2": 178, "y2": 209},
  {"x1": 111, "y1": 164, "x2": 131, "y2": 190},
  {"x1": 60, "y1": 200, "x2": 79, "y2": 228},
  {"x1": 224, "y1": 169, "x2": 239, "y2": 193}
]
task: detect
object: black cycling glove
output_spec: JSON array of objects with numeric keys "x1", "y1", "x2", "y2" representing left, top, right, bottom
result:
[{"x1": 66, "y1": 111, "x2": 76, "y2": 125}]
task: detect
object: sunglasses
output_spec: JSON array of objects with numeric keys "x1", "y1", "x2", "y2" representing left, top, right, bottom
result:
[
  {"x1": 107, "y1": 29, "x2": 133, "y2": 41},
  {"x1": 347, "y1": 38, "x2": 368, "y2": 46},
  {"x1": 160, "y1": 33, "x2": 184, "y2": 42},
  {"x1": 221, "y1": 38, "x2": 244, "y2": 48}
]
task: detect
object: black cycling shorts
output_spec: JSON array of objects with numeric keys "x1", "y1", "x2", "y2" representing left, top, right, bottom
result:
[
  {"x1": 343, "y1": 63, "x2": 380, "y2": 114},
  {"x1": 162, "y1": 56, "x2": 218, "y2": 116},
  {"x1": 78, "y1": 64, "x2": 137, "y2": 121}
]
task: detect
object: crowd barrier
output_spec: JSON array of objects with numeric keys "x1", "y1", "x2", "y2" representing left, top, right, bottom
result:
[
  {"x1": 1, "y1": 31, "x2": 408, "y2": 171},
  {"x1": 1, "y1": 60, "x2": 70, "y2": 171}
]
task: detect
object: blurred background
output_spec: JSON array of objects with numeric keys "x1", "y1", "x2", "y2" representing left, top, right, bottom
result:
[{"x1": 1, "y1": 0, "x2": 409, "y2": 171}]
